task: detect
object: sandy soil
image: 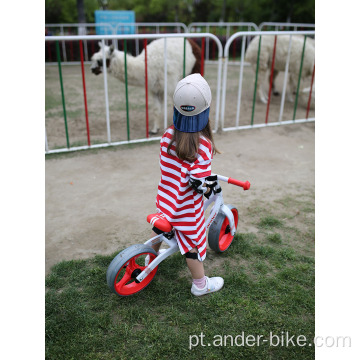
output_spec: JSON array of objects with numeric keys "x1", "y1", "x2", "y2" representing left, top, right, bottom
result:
[{"x1": 45, "y1": 122, "x2": 315, "y2": 275}]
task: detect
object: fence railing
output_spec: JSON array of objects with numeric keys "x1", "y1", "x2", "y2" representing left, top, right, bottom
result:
[
  {"x1": 259, "y1": 22, "x2": 315, "y2": 30},
  {"x1": 221, "y1": 30, "x2": 315, "y2": 131},
  {"x1": 45, "y1": 22, "x2": 188, "y2": 62},
  {"x1": 46, "y1": 22, "x2": 315, "y2": 63},
  {"x1": 45, "y1": 30, "x2": 315, "y2": 154},
  {"x1": 188, "y1": 22, "x2": 259, "y2": 61},
  {"x1": 45, "y1": 33, "x2": 223, "y2": 154}
]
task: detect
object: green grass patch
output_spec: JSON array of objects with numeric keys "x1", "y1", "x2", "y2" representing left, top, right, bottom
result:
[
  {"x1": 46, "y1": 203, "x2": 315, "y2": 359},
  {"x1": 258, "y1": 216, "x2": 283, "y2": 229},
  {"x1": 266, "y1": 233, "x2": 282, "y2": 244}
]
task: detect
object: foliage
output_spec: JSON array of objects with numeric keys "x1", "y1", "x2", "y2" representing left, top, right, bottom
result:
[{"x1": 45, "y1": 0, "x2": 315, "y2": 25}]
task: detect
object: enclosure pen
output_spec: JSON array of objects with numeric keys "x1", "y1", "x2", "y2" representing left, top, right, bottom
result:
[
  {"x1": 220, "y1": 30, "x2": 315, "y2": 132},
  {"x1": 45, "y1": 33, "x2": 222, "y2": 153},
  {"x1": 144, "y1": 39, "x2": 149, "y2": 138},
  {"x1": 55, "y1": 41, "x2": 70, "y2": 148},
  {"x1": 293, "y1": 35, "x2": 307, "y2": 120},
  {"x1": 79, "y1": 40, "x2": 91, "y2": 146},
  {"x1": 265, "y1": 36, "x2": 278, "y2": 124}
]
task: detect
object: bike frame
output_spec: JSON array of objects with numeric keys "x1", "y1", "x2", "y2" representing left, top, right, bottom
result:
[{"x1": 135, "y1": 174, "x2": 249, "y2": 283}]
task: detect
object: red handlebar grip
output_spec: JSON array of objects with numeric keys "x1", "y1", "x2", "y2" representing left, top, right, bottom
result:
[{"x1": 228, "y1": 178, "x2": 251, "y2": 190}]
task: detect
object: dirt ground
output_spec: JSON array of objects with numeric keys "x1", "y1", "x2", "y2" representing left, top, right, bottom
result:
[{"x1": 45, "y1": 122, "x2": 315, "y2": 275}]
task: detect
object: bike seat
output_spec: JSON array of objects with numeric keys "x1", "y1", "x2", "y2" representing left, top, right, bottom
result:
[{"x1": 147, "y1": 213, "x2": 173, "y2": 233}]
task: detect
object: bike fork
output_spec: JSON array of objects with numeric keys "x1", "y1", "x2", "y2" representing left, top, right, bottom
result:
[{"x1": 136, "y1": 234, "x2": 179, "y2": 283}]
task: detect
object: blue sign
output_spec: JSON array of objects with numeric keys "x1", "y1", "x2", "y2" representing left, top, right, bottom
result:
[{"x1": 95, "y1": 10, "x2": 135, "y2": 35}]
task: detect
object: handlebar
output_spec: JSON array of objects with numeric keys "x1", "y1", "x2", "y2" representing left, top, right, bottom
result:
[{"x1": 216, "y1": 174, "x2": 251, "y2": 190}]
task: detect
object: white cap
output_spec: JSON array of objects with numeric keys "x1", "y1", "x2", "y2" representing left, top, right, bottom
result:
[{"x1": 173, "y1": 73, "x2": 211, "y2": 116}]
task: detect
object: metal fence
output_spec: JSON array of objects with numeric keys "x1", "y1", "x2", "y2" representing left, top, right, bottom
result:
[
  {"x1": 45, "y1": 30, "x2": 315, "y2": 154},
  {"x1": 259, "y1": 22, "x2": 315, "y2": 31},
  {"x1": 220, "y1": 30, "x2": 315, "y2": 131},
  {"x1": 45, "y1": 22, "x2": 187, "y2": 62},
  {"x1": 45, "y1": 33, "x2": 223, "y2": 154},
  {"x1": 188, "y1": 22, "x2": 259, "y2": 61},
  {"x1": 45, "y1": 22, "x2": 315, "y2": 63}
]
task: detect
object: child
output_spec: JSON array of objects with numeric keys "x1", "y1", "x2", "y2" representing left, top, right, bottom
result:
[{"x1": 151, "y1": 73, "x2": 223, "y2": 296}]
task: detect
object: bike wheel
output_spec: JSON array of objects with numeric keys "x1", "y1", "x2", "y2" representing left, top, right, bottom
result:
[
  {"x1": 106, "y1": 244, "x2": 158, "y2": 296},
  {"x1": 208, "y1": 205, "x2": 239, "y2": 253}
]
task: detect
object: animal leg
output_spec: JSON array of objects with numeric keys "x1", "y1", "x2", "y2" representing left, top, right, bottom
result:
[
  {"x1": 270, "y1": 70, "x2": 280, "y2": 96},
  {"x1": 148, "y1": 93, "x2": 162, "y2": 135},
  {"x1": 286, "y1": 74, "x2": 297, "y2": 102},
  {"x1": 257, "y1": 69, "x2": 268, "y2": 104}
]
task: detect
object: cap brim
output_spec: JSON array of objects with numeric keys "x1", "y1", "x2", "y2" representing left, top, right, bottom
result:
[{"x1": 173, "y1": 107, "x2": 209, "y2": 133}]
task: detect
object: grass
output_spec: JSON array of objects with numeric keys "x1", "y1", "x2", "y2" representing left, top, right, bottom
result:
[{"x1": 46, "y1": 197, "x2": 314, "y2": 360}]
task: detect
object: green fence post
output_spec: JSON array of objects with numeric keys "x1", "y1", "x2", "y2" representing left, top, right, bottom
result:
[
  {"x1": 55, "y1": 41, "x2": 70, "y2": 148},
  {"x1": 293, "y1": 35, "x2": 307, "y2": 121},
  {"x1": 124, "y1": 39, "x2": 130, "y2": 141}
]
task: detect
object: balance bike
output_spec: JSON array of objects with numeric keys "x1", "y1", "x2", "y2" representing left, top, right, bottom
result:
[{"x1": 106, "y1": 174, "x2": 250, "y2": 297}]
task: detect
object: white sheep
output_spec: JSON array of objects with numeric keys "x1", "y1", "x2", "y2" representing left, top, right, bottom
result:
[
  {"x1": 245, "y1": 35, "x2": 315, "y2": 105},
  {"x1": 90, "y1": 38, "x2": 202, "y2": 134}
]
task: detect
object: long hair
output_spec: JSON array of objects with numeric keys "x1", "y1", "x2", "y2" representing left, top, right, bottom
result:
[{"x1": 167, "y1": 121, "x2": 220, "y2": 163}]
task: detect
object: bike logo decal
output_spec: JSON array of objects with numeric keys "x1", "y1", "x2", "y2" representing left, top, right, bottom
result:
[
  {"x1": 180, "y1": 105, "x2": 195, "y2": 112},
  {"x1": 207, "y1": 212, "x2": 218, "y2": 229}
]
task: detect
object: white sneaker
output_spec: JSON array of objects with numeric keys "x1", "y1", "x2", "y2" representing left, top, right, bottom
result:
[
  {"x1": 191, "y1": 276, "x2": 224, "y2": 296},
  {"x1": 145, "y1": 249, "x2": 166, "y2": 266}
]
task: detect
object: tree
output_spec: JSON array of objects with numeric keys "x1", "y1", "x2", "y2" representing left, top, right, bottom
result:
[{"x1": 45, "y1": 0, "x2": 315, "y2": 25}]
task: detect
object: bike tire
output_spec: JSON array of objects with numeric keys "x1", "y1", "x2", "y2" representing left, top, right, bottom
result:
[
  {"x1": 208, "y1": 205, "x2": 239, "y2": 253},
  {"x1": 106, "y1": 244, "x2": 158, "y2": 297}
]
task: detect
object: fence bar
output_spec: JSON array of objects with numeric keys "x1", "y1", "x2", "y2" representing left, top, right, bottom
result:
[
  {"x1": 259, "y1": 22, "x2": 315, "y2": 31},
  {"x1": 101, "y1": 39, "x2": 111, "y2": 143},
  {"x1": 124, "y1": 39, "x2": 130, "y2": 141},
  {"x1": 60, "y1": 26, "x2": 67, "y2": 62},
  {"x1": 144, "y1": 39, "x2": 149, "y2": 138},
  {"x1": 293, "y1": 35, "x2": 307, "y2": 120},
  {"x1": 265, "y1": 36, "x2": 277, "y2": 124},
  {"x1": 251, "y1": 36, "x2": 262, "y2": 126},
  {"x1": 223, "y1": 118, "x2": 315, "y2": 133},
  {"x1": 55, "y1": 41, "x2": 70, "y2": 148},
  {"x1": 201, "y1": 37, "x2": 205, "y2": 76},
  {"x1": 235, "y1": 37, "x2": 246, "y2": 127},
  {"x1": 45, "y1": 129, "x2": 49, "y2": 153},
  {"x1": 163, "y1": 38, "x2": 168, "y2": 130},
  {"x1": 46, "y1": 136, "x2": 163, "y2": 154},
  {"x1": 278, "y1": 35, "x2": 293, "y2": 123},
  {"x1": 306, "y1": 64, "x2": 315, "y2": 119},
  {"x1": 79, "y1": 40, "x2": 91, "y2": 146},
  {"x1": 183, "y1": 38, "x2": 186, "y2": 78}
]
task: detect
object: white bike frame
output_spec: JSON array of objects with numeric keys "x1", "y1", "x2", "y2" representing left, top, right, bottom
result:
[{"x1": 136, "y1": 174, "x2": 238, "y2": 283}]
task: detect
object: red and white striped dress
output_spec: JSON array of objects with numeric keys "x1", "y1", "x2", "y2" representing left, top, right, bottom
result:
[{"x1": 156, "y1": 126, "x2": 212, "y2": 261}]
